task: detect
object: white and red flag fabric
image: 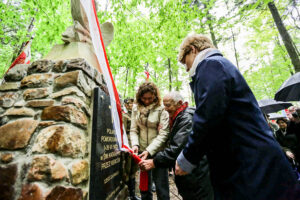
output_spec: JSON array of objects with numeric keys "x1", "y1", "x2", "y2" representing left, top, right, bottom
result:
[
  {"x1": 80, "y1": 0, "x2": 128, "y2": 150},
  {"x1": 80, "y1": 0, "x2": 148, "y2": 191},
  {"x1": 7, "y1": 41, "x2": 31, "y2": 73}
]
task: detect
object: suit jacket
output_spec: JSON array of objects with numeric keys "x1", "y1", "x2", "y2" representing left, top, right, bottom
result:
[
  {"x1": 154, "y1": 107, "x2": 213, "y2": 199},
  {"x1": 177, "y1": 50, "x2": 298, "y2": 200}
]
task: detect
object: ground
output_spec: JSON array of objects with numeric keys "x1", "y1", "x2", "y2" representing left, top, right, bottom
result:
[{"x1": 135, "y1": 170, "x2": 183, "y2": 200}]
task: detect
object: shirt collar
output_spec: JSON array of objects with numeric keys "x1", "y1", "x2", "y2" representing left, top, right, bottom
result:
[{"x1": 188, "y1": 48, "x2": 222, "y2": 77}]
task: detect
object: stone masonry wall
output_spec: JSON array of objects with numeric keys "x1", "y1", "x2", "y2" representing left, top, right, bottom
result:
[{"x1": 0, "y1": 58, "x2": 106, "y2": 200}]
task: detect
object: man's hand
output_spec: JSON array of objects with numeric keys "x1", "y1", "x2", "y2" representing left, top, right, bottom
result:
[
  {"x1": 139, "y1": 151, "x2": 149, "y2": 160},
  {"x1": 139, "y1": 159, "x2": 155, "y2": 171},
  {"x1": 132, "y1": 146, "x2": 139, "y2": 154},
  {"x1": 286, "y1": 151, "x2": 295, "y2": 160},
  {"x1": 175, "y1": 161, "x2": 188, "y2": 176}
]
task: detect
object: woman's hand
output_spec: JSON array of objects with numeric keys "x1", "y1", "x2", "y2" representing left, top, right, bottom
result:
[
  {"x1": 139, "y1": 151, "x2": 149, "y2": 160},
  {"x1": 132, "y1": 146, "x2": 139, "y2": 154},
  {"x1": 139, "y1": 159, "x2": 155, "y2": 171}
]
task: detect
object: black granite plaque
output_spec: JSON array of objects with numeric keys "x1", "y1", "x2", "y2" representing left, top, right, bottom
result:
[{"x1": 89, "y1": 87, "x2": 123, "y2": 200}]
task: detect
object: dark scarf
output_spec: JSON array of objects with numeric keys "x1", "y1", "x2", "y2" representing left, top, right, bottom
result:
[{"x1": 169, "y1": 102, "x2": 188, "y2": 129}]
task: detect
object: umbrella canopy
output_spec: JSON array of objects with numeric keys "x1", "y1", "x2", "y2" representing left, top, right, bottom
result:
[
  {"x1": 275, "y1": 72, "x2": 300, "y2": 101},
  {"x1": 268, "y1": 113, "x2": 287, "y2": 120},
  {"x1": 258, "y1": 99, "x2": 292, "y2": 114}
]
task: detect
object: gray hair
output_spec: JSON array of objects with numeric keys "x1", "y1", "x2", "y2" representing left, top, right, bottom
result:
[{"x1": 164, "y1": 91, "x2": 184, "y2": 103}]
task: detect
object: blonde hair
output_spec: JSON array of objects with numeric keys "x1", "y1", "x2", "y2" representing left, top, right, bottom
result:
[{"x1": 178, "y1": 34, "x2": 215, "y2": 64}]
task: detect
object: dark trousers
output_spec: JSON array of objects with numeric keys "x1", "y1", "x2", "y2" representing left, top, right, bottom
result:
[
  {"x1": 175, "y1": 174, "x2": 214, "y2": 200},
  {"x1": 174, "y1": 157, "x2": 214, "y2": 200},
  {"x1": 141, "y1": 167, "x2": 169, "y2": 200}
]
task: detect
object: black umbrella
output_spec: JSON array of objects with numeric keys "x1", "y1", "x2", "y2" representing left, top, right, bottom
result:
[
  {"x1": 258, "y1": 99, "x2": 292, "y2": 114},
  {"x1": 268, "y1": 113, "x2": 287, "y2": 120},
  {"x1": 275, "y1": 72, "x2": 300, "y2": 101}
]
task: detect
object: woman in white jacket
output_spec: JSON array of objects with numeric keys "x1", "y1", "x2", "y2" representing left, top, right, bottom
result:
[{"x1": 130, "y1": 82, "x2": 170, "y2": 200}]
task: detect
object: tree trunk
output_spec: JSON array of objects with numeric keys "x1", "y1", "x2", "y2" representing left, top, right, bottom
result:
[
  {"x1": 231, "y1": 29, "x2": 240, "y2": 70},
  {"x1": 131, "y1": 70, "x2": 137, "y2": 97},
  {"x1": 268, "y1": 1, "x2": 300, "y2": 72},
  {"x1": 123, "y1": 67, "x2": 129, "y2": 98},
  {"x1": 174, "y1": 70, "x2": 180, "y2": 91},
  {"x1": 202, "y1": 2, "x2": 218, "y2": 48},
  {"x1": 207, "y1": 20, "x2": 218, "y2": 48},
  {"x1": 275, "y1": 36, "x2": 294, "y2": 75},
  {"x1": 224, "y1": 0, "x2": 239, "y2": 70},
  {"x1": 168, "y1": 58, "x2": 172, "y2": 91}
]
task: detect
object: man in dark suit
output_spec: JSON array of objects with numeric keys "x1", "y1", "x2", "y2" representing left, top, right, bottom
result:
[
  {"x1": 175, "y1": 34, "x2": 299, "y2": 200},
  {"x1": 139, "y1": 92, "x2": 214, "y2": 200}
]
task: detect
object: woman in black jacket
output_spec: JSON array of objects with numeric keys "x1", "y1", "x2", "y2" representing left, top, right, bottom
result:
[{"x1": 275, "y1": 118, "x2": 299, "y2": 163}]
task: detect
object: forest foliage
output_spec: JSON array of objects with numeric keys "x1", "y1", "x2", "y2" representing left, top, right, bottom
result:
[{"x1": 0, "y1": 0, "x2": 299, "y2": 101}]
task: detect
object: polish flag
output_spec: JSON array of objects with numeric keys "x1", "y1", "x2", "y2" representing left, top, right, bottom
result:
[
  {"x1": 80, "y1": 0, "x2": 148, "y2": 191},
  {"x1": 145, "y1": 71, "x2": 150, "y2": 81},
  {"x1": 7, "y1": 41, "x2": 31, "y2": 73}
]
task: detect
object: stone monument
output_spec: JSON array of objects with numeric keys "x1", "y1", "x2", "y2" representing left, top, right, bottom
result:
[
  {"x1": 45, "y1": 0, "x2": 114, "y2": 73},
  {"x1": 0, "y1": 0, "x2": 127, "y2": 199}
]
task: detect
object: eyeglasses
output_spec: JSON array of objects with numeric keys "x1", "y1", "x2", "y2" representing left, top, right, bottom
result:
[{"x1": 181, "y1": 47, "x2": 193, "y2": 64}]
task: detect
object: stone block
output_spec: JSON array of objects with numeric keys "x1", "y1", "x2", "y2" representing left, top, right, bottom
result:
[
  {"x1": 50, "y1": 159, "x2": 68, "y2": 181},
  {"x1": 85, "y1": 75, "x2": 97, "y2": 93},
  {"x1": 53, "y1": 58, "x2": 104, "y2": 86},
  {"x1": 54, "y1": 70, "x2": 91, "y2": 96},
  {"x1": 0, "y1": 164, "x2": 17, "y2": 200},
  {"x1": 0, "y1": 119, "x2": 38, "y2": 149},
  {"x1": 95, "y1": 73, "x2": 104, "y2": 86},
  {"x1": 38, "y1": 121, "x2": 57, "y2": 127},
  {"x1": 45, "y1": 186, "x2": 83, "y2": 200},
  {"x1": 52, "y1": 60, "x2": 66, "y2": 73},
  {"x1": 14, "y1": 99, "x2": 26, "y2": 107},
  {"x1": 1, "y1": 153, "x2": 13, "y2": 163},
  {"x1": 26, "y1": 100, "x2": 55, "y2": 108},
  {"x1": 23, "y1": 88, "x2": 49, "y2": 100},
  {"x1": 3, "y1": 107, "x2": 35, "y2": 117},
  {"x1": 54, "y1": 71, "x2": 79, "y2": 87},
  {"x1": 27, "y1": 156, "x2": 50, "y2": 181},
  {"x1": 41, "y1": 105, "x2": 87, "y2": 127},
  {"x1": 0, "y1": 82, "x2": 20, "y2": 91},
  {"x1": 18, "y1": 184, "x2": 43, "y2": 200},
  {"x1": 62, "y1": 96, "x2": 89, "y2": 115},
  {"x1": 67, "y1": 58, "x2": 105, "y2": 85},
  {"x1": 0, "y1": 116, "x2": 9, "y2": 126},
  {"x1": 21, "y1": 74, "x2": 53, "y2": 88},
  {"x1": 0, "y1": 92, "x2": 19, "y2": 108},
  {"x1": 33, "y1": 125, "x2": 86, "y2": 158},
  {"x1": 27, "y1": 155, "x2": 68, "y2": 182},
  {"x1": 70, "y1": 160, "x2": 89, "y2": 185},
  {"x1": 4, "y1": 64, "x2": 29, "y2": 81},
  {"x1": 27, "y1": 59, "x2": 54, "y2": 74},
  {"x1": 50, "y1": 86, "x2": 86, "y2": 101}
]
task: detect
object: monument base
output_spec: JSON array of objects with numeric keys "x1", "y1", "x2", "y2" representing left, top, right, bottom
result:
[{"x1": 45, "y1": 42, "x2": 102, "y2": 73}]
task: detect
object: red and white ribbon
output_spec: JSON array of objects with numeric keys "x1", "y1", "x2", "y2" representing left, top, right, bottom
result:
[
  {"x1": 80, "y1": 3, "x2": 148, "y2": 190},
  {"x1": 80, "y1": 0, "x2": 131, "y2": 151}
]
